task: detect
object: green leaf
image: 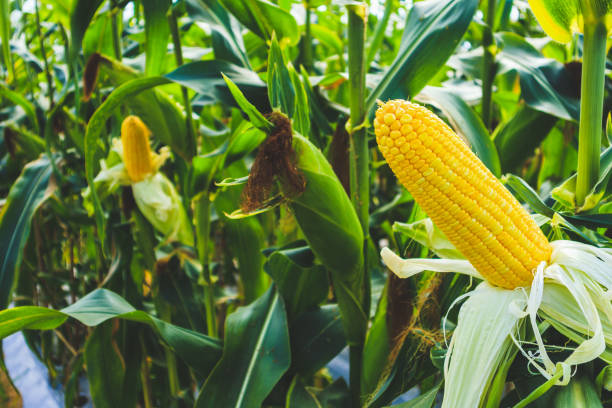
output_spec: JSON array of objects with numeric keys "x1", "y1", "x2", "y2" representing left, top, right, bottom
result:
[
  {"x1": 418, "y1": 86, "x2": 501, "y2": 177},
  {"x1": 553, "y1": 374, "x2": 603, "y2": 407},
  {"x1": 362, "y1": 284, "x2": 390, "y2": 397},
  {"x1": 222, "y1": 73, "x2": 273, "y2": 132},
  {"x1": 84, "y1": 323, "x2": 126, "y2": 408},
  {"x1": 0, "y1": 156, "x2": 55, "y2": 309},
  {"x1": 267, "y1": 33, "x2": 294, "y2": 115},
  {"x1": 264, "y1": 246, "x2": 328, "y2": 320},
  {"x1": 365, "y1": 0, "x2": 478, "y2": 114},
  {"x1": 69, "y1": 0, "x2": 104, "y2": 61},
  {"x1": 165, "y1": 60, "x2": 268, "y2": 111},
  {"x1": 493, "y1": 105, "x2": 557, "y2": 171},
  {"x1": 143, "y1": 0, "x2": 172, "y2": 76},
  {"x1": 196, "y1": 286, "x2": 291, "y2": 408},
  {"x1": 0, "y1": 0, "x2": 12, "y2": 81},
  {"x1": 503, "y1": 174, "x2": 555, "y2": 217},
  {"x1": 215, "y1": 186, "x2": 268, "y2": 303},
  {"x1": 310, "y1": 23, "x2": 343, "y2": 55},
  {"x1": 218, "y1": 0, "x2": 299, "y2": 45},
  {"x1": 551, "y1": 146, "x2": 612, "y2": 209},
  {"x1": 495, "y1": 32, "x2": 579, "y2": 121},
  {"x1": 596, "y1": 365, "x2": 612, "y2": 391},
  {"x1": 286, "y1": 377, "x2": 320, "y2": 408},
  {"x1": 527, "y1": 0, "x2": 612, "y2": 43},
  {"x1": 0, "y1": 289, "x2": 223, "y2": 377},
  {"x1": 288, "y1": 64, "x2": 310, "y2": 136},
  {"x1": 384, "y1": 382, "x2": 441, "y2": 408},
  {"x1": 0, "y1": 82, "x2": 39, "y2": 134},
  {"x1": 290, "y1": 305, "x2": 346, "y2": 376},
  {"x1": 290, "y1": 134, "x2": 366, "y2": 343},
  {"x1": 185, "y1": 0, "x2": 250, "y2": 67}
]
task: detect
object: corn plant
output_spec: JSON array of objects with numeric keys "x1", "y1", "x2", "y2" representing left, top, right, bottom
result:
[{"x1": 0, "y1": 0, "x2": 612, "y2": 407}]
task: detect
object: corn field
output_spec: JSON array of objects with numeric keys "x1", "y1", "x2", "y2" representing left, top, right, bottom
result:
[{"x1": 1, "y1": 0, "x2": 612, "y2": 407}]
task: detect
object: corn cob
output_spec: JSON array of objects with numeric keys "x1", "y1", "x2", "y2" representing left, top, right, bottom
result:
[
  {"x1": 121, "y1": 116, "x2": 154, "y2": 182},
  {"x1": 375, "y1": 100, "x2": 551, "y2": 289}
]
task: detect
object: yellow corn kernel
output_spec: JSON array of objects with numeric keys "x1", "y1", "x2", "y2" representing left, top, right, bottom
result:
[
  {"x1": 121, "y1": 116, "x2": 154, "y2": 182},
  {"x1": 375, "y1": 100, "x2": 551, "y2": 289}
]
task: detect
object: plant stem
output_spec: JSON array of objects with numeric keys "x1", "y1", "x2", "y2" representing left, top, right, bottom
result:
[
  {"x1": 35, "y1": 0, "x2": 54, "y2": 107},
  {"x1": 195, "y1": 193, "x2": 218, "y2": 338},
  {"x1": 575, "y1": 22, "x2": 607, "y2": 206},
  {"x1": 0, "y1": 0, "x2": 13, "y2": 82},
  {"x1": 365, "y1": 0, "x2": 392, "y2": 68},
  {"x1": 159, "y1": 305, "x2": 180, "y2": 397},
  {"x1": 168, "y1": 6, "x2": 196, "y2": 157},
  {"x1": 347, "y1": 5, "x2": 369, "y2": 233},
  {"x1": 111, "y1": 0, "x2": 122, "y2": 60},
  {"x1": 302, "y1": 1, "x2": 313, "y2": 71},
  {"x1": 481, "y1": 0, "x2": 496, "y2": 129},
  {"x1": 347, "y1": 5, "x2": 368, "y2": 406}
]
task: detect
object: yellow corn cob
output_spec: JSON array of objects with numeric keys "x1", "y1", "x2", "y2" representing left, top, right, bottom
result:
[
  {"x1": 375, "y1": 100, "x2": 551, "y2": 289},
  {"x1": 121, "y1": 116, "x2": 154, "y2": 182}
]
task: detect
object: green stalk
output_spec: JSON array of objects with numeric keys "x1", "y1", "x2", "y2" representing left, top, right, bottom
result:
[
  {"x1": 111, "y1": 0, "x2": 122, "y2": 60},
  {"x1": 481, "y1": 0, "x2": 496, "y2": 129},
  {"x1": 139, "y1": 334, "x2": 153, "y2": 408},
  {"x1": 347, "y1": 5, "x2": 368, "y2": 406},
  {"x1": 302, "y1": 1, "x2": 313, "y2": 71},
  {"x1": 347, "y1": 5, "x2": 369, "y2": 233},
  {"x1": 0, "y1": 0, "x2": 13, "y2": 82},
  {"x1": 195, "y1": 193, "x2": 218, "y2": 338},
  {"x1": 365, "y1": 0, "x2": 392, "y2": 68},
  {"x1": 168, "y1": 6, "x2": 196, "y2": 157},
  {"x1": 575, "y1": 21, "x2": 607, "y2": 206},
  {"x1": 35, "y1": 0, "x2": 54, "y2": 107},
  {"x1": 159, "y1": 305, "x2": 180, "y2": 398}
]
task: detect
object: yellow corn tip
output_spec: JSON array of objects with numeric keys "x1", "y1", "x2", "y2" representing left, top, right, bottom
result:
[
  {"x1": 121, "y1": 116, "x2": 154, "y2": 182},
  {"x1": 374, "y1": 100, "x2": 551, "y2": 289}
]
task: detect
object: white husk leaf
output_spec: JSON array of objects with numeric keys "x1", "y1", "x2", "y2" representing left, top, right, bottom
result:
[
  {"x1": 394, "y1": 218, "x2": 464, "y2": 259},
  {"x1": 442, "y1": 282, "x2": 524, "y2": 408},
  {"x1": 381, "y1": 247, "x2": 483, "y2": 280},
  {"x1": 133, "y1": 172, "x2": 194, "y2": 246}
]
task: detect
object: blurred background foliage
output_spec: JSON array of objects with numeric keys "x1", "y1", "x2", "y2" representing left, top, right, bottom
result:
[{"x1": 0, "y1": 0, "x2": 611, "y2": 407}]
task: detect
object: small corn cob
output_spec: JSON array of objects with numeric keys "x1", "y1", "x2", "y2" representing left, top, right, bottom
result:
[
  {"x1": 375, "y1": 100, "x2": 551, "y2": 289},
  {"x1": 121, "y1": 116, "x2": 154, "y2": 182}
]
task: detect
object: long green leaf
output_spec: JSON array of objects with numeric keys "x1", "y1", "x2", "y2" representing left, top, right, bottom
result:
[
  {"x1": 84, "y1": 323, "x2": 126, "y2": 408},
  {"x1": 0, "y1": 82, "x2": 40, "y2": 134},
  {"x1": 265, "y1": 247, "x2": 328, "y2": 320},
  {"x1": 218, "y1": 0, "x2": 299, "y2": 45},
  {"x1": 503, "y1": 174, "x2": 555, "y2": 217},
  {"x1": 290, "y1": 134, "x2": 366, "y2": 344},
  {"x1": 493, "y1": 105, "x2": 557, "y2": 171},
  {"x1": 0, "y1": 0, "x2": 12, "y2": 81},
  {"x1": 384, "y1": 383, "x2": 441, "y2": 408},
  {"x1": 185, "y1": 0, "x2": 250, "y2": 67},
  {"x1": 69, "y1": 0, "x2": 104, "y2": 61},
  {"x1": 365, "y1": 0, "x2": 478, "y2": 114},
  {"x1": 165, "y1": 60, "x2": 268, "y2": 112},
  {"x1": 196, "y1": 287, "x2": 291, "y2": 407},
  {"x1": 0, "y1": 289, "x2": 223, "y2": 376},
  {"x1": 0, "y1": 156, "x2": 55, "y2": 309},
  {"x1": 495, "y1": 32, "x2": 579, "y2": 121},
  {"x1": 143, "y1": 0, "x2": 172, "y2": 75},
  {"x1": 290, "y1": 305, "x2": 345, "y2": 376}
]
